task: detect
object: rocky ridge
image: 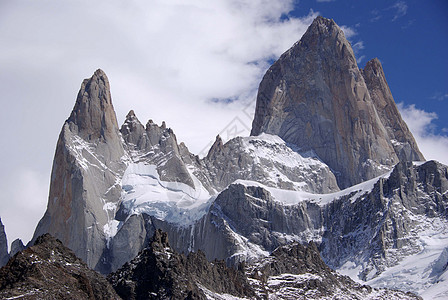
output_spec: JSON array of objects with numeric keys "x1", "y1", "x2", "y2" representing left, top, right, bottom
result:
[
  {"x1": 0, "y1": 234, "x2": 120, "y2": 299},
  {"x1": 108, "y1": 230, "x2": 420, "y2": 299}
]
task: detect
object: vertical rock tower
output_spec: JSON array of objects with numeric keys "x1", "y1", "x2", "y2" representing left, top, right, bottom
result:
[
  {"x1": 32, "y1": 70, "x2": 126, "y2": 272},
  {"x1": 0, "y1": 219, "x2": 9, "y2": 267},
  {"x1": 251, "y1": 16, "x2": 424, "y2": 188}
]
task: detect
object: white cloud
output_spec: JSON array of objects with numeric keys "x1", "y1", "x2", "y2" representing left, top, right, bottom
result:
[
  {"x1": 370, "y1": 9, "x2": 382, "y2": 22},
  {"x1": 391, "y1": 1, "x2": 408, "y2": 21},
  {"x1": 340, "y1": 26, "x2": 365, "y2": 65},
  {"x1": 398, "y1": 103, "x2": 448, "y2": 165},
  {"x1": 0, "y1": 0, "x2": 318, "y2": 242},
  {"x1": 356, "y1": 55, "x2": 366, "y2": 64},
  {"x1": 340, "y1": 25, "x2": 357, "y2": 39},
  {"x1": 430, "y1": 92, "x2": 448, "y2": 101}
]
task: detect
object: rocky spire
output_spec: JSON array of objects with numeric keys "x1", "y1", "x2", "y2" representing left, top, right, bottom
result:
[
  {"x1": 206, "y1": 135, "x2": 224, "y2": 160},
  {"x1": 10, "y1": 238, "x2": 25, "y2": 257},
  {"x1": 251, "y1": 16, "x2": 422, "y2": 188},
  {"x1": 362, "y1": 58, "x2": 424, "y2": 161},
  {"x1": 0, "y1": 218, "x2": 9, "y2": 267},
  {"x1": 32, "y1": 69, "x2": 126, "y2": 274},
  {"x1": 68, "y1": 70, "x2": 119, "y2": 141}
]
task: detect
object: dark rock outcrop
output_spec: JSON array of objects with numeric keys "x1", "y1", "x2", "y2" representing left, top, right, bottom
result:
[
  {"x1": 0, "y1": 234, "x2": 120, "y2": 299},
  {"x1": 108, "y1": 230, "x2": 253, "y2": 300},
  {"x1": 108, "y1": 230, "x2": 420, "y2": 299},
  {"x1": 251, "y1": 16, "x2": 423, "y2": 188},
  {"x1": 0, "y1": 219, "x2": 8, "y2": 267}
]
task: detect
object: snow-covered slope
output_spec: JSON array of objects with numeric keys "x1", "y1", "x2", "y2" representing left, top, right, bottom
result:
[{"x1": 201, "y1": 133, "x2": 339, "y2": 194}]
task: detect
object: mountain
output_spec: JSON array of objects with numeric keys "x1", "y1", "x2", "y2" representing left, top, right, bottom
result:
[
  {"x1": 0, "y1": 234, "x2": 120, "y2": 299},
  {"x1": 28, "y1": 16, "x2": 448, "y2": 299},
  {"x1": 251, "y1": 16, "x2": 424, "y2": 189}
]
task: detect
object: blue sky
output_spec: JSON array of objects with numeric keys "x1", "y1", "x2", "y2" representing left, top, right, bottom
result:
[
  {"x1": 0, "y1": 0, "x2": 447, "y2": 246},
  {"x1": 293, "y1": 0, "x2": 448, "y2": 135}
]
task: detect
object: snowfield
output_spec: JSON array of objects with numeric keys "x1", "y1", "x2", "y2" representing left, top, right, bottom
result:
[{"x1": 120, "y1": 162, "x2": 213, "y2": 225}]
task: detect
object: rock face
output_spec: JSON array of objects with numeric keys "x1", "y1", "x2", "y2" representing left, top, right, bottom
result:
[
  {"x1": 31, "y1": 69, "x2": 127, "y2": 273},
  {"x1": 251, "y1": 16, "x2": 423, "y2": 188},
  {"x1": 121, "y1": 110, "x2": 196, "y2": 188},
  {"x1": 0, "y1": 234, "x2": 120, "y2": 299},
  {"x1": 108, "y1": 230, "x2": 253, "y2": 300},
  {"x1": 361, "y1": 58, "x2": 424, "y2": 162},
  {"x1": 0, "y1": 219, "x2": 9, "y2": 267}
]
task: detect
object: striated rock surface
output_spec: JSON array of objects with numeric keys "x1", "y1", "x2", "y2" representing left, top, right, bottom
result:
[
  {"x1": 251, "y1": 16, "x2": 423, "y2": 188},
  {"x1": 0, "y1": 219, "x2": 8, "y2": 267},
  {"x1": 31, "y1": 69, "x2": 127, "y2": 273},
  {"x1": 162, "y1": 160, "x2": 447, "y2": 292},
  {"x1": 0, "y1": 234, "x2": 120, "y2": 299}
]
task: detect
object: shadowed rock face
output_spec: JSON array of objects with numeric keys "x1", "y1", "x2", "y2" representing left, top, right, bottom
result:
[
  {"x1": 251, "y1": 16, "x2": 423, "y2": 188},
  {"x1": 108, "y1": 230, "x2": 253, "y2": 300},
  {"x1": 0, "y1": 234, "x2": 120, "y2": 299},
  {"x1": 9, "y1": 239, "x2": 25, "y2": 257},
  {"x1": 0, "y1": 219, "x2": 8, "y2": 268}
]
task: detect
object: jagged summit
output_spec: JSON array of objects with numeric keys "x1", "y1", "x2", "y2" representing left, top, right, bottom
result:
[{"x1": 251, "y1": 16, "x2": 423, "y2": 188}]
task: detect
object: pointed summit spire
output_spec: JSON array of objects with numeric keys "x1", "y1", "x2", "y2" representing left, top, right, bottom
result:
[{"x1": 68, "y1": 69, "x2": 120, "y2": 143}]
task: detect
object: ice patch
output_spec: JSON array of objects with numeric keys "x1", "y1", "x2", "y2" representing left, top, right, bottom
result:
[{"x1": 120, "y1": 162, "x2": 213, "y2": 224}]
